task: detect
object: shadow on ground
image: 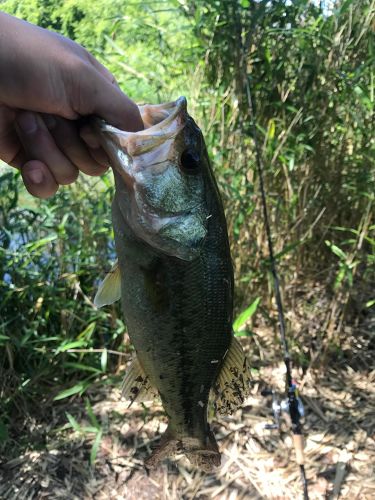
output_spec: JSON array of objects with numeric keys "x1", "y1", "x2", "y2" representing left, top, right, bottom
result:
[
  {"x1": 1, "y1": 293, "x2": 374, "y2": 499},
  {"x1": 1, "y1": 349, "x2": 374, "y2": 500}
]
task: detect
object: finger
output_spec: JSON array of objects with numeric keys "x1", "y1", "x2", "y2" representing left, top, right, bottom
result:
[
  {"x1": 78, "y1": 124, "x2": 116, "y2": 171},
  {"x1": 79, "y1": 124, "x2": 111, "y2": 166},
  {"x1": 0, "y1": 105, "x2": 35, "y2": 171},
  {"x1": 87, "y1": 148, "x2": 110, "y2": 171},
  {"x1": 79, "y1": 123, "x2": 101, "y2": 149},
  {"x1": 21, "y1": 160, "x2": 59, "y2": 198},
  {"x1": 42, "y1": 114, "x2": 108, "y2": 176},
  {"x1": 0, "y1": 104, "x2": 22, "y2": 166},
  {"x1": 74, "y1": 66, "x2": 144, "y2": 132},
  {"x1": 86, "y1": 53, "x2": 119, "y2": 86},
  {"x1": 15, "y1": 111, "x2": 79, "y2": 185}
]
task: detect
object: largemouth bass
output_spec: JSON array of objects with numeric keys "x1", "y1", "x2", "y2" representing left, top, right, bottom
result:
[{"x1": 94, "y1": 97, "x2": 251, "y2": 470}]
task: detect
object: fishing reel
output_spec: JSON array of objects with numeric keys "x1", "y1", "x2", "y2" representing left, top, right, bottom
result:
[
  {"x1": 261, "y1": 383, "x2": 308, "y2": 498},
  {"x1": 262, "y1": 383, "x2": 305, "y2": 431}
]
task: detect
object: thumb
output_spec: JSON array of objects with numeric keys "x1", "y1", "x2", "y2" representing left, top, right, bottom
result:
[{"x1": 76, "y1": 66, "x2": 144, "y2": 132}]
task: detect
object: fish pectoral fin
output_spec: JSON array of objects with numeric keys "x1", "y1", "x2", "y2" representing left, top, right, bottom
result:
[
  {"x1": 122, "y1": 355, "x2": 158, "y2": 403},
  {"x1": 94, "y1": 260, "x2": 121, "y2": 308},
  {"x1": 210, "y1": 336, "x2": 252, "y2": 415}
]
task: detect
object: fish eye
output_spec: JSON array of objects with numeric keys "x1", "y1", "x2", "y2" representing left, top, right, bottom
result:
[{"x1": 180, "y1": 148, "x2": 200, "y2": 174}]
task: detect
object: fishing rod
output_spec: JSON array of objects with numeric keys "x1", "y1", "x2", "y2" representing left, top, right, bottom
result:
[{"x1": 244, "y1": 76, "x2": 309, "y2": 500}]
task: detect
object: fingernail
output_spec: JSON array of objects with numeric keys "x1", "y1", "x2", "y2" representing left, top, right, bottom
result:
[
  {"x1": 25, "y1": 166, "x2": 44, "y2": 184},
  {"x1": 17, "y1": 112, "x2": 38, "y2": 134}
]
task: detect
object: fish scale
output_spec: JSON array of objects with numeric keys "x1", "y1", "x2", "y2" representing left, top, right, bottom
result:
[
  {"x1": 113, "y1": 222, "x2": 232, "y2": 441},
  {"x1": 94, "y1": 97, "x2": 251, "y2": 470}
]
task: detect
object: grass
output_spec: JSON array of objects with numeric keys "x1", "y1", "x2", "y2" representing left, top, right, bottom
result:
[{"x1": 0, "y1": 0, "x2": 374, "y2": 497}]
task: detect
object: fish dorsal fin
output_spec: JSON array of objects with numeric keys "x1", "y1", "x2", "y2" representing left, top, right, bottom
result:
[
  {"x1": 210, "y1": 336, "x2": 252, "y2": 415},
  {"x1": 94, "y1": 260, "x2": 121, "y2": 308},
  {"x1": 122, "y1": 354, "x2": 158, "y2": 403}
]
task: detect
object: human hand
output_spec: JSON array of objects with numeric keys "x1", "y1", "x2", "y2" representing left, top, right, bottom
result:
[{"x1": 0, "y1": 11, "x2": 143, "y2": 198}]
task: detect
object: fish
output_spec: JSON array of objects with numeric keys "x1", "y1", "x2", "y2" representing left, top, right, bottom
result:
[{"x1": 94, "y1": 97, "x2": 251, "y2": 471}]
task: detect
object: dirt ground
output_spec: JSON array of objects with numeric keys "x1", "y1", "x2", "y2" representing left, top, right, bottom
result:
[{"x1": 1, "y1": 293, "x2": 374, "y2": 499}]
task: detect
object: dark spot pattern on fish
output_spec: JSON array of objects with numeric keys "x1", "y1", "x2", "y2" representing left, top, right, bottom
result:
[
  {"x1": 101, "y1": 97, "x2": 235, "y2": 466},
  {"x1": 142, "y1": 259, "x2": 169, "y2": 313}
]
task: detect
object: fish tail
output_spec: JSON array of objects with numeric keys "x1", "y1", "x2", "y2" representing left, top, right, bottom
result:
[
  {"x1": 184, "y1": 428, "x2": 221, "y2": 472},
  {"x1": 145, "y1": 426, "x2": 220, "y2": 472}
]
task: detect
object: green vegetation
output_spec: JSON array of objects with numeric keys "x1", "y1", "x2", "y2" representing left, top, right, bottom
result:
[{"x1": 0, "y1": 0, "x2": 374, "y2": 460}]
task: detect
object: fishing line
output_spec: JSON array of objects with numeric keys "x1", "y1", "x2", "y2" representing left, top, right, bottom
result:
[{"x1": 244, "y1": 76, "x2": 309, "y2": 500}]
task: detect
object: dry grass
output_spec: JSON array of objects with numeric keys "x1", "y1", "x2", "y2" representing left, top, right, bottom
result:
[{"x1": 1, "y1": 285, "x2": 374, "y2": 500}]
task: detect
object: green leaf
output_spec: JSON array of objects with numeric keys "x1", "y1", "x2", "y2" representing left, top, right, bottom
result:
[
  {"x1": 325, "y1": 241, "x2": 347, "y2": 260},
  {"x1": 66, "y1": 412, "x2": 81, "y2": 432},
  {"x1": 85, "y1": 399, "x2": 100, "y2": 430},
  {"x1": 90, "y1": 429, "x2": 103, "y2": 466},
  {"x1": 364, "y1": 236, "x2": 375, "y2": 246},
  {"x1": 334, "y1": 267, "x2": 347, "y2": 289},
  {"x1": 54, "y1": 382, "x2": 89, "y2": 401},
  {"x1": 24, "y1": 235, "x2": 57, "y2": 252},
  {"x1": 233, "y1": 297, "x2": 261, "y2": 331},
  {"x1": 274, "y1": 240, "x2": 303, "y2": 260},
  {"x1": 56, "y1": 340, "x2": 87, "y2": 353},
  {"x1": 267, "y1": 119, "x2": 275, "y2": 140},
  {"x1": 77, "y1": 322, "x2": 96, "y2": 340},
  {"x1": 63, "y1": 362, "x2": 101, "y2": 374},
  {"x1": 288, "y1": 156, "x2": 295, "y2": 171},
  {"x1": 339, "y1": 0, "x2": 354, "y2": 13},
  {"x1": 82, "y1": 426, "x2": 101, "y2": 433}
]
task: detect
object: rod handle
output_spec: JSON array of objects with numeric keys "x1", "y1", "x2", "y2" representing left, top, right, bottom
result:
[{"x1": 293, "y1": 434, "x2": 305, "y2": 465}]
